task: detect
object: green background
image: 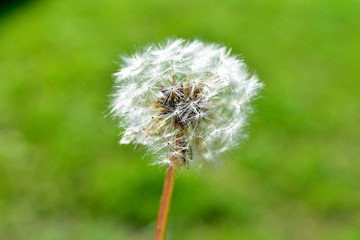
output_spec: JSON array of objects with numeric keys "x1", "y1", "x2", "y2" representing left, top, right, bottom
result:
[{"x1": 1, "y1": 0, "x2": 359, "y2": 239}]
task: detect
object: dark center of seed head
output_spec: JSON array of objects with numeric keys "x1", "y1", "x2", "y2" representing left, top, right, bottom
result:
[{"x1": 156, "y1": 84, "x2": 207, "y2": 128}]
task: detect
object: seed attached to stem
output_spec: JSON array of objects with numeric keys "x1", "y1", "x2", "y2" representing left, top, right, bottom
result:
[{"x1": 110, "y1": 39, "x2": 263, "y2": 240}]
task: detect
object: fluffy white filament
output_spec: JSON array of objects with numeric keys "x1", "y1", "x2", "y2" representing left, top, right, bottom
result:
[{"x1": 111, "y1": 39, "x2": 263, "y2": 167}]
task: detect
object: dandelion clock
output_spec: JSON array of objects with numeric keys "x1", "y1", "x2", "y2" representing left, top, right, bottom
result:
[{"x1": 110, "y1": 39, "x2": 263, "y2": 240}]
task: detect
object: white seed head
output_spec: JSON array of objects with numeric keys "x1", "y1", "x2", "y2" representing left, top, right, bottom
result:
[{"x1": 110, "y1": 39, "x2": 263, "y2": 168}]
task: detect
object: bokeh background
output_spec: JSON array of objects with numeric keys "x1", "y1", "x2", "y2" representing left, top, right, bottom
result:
[{"x1": 1, "y1": 0, "x2": 359, "y2": 239}]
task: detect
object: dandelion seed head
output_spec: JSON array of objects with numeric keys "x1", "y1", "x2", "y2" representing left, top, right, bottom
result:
[{"x1": 111, "y1": 39, "x2": 263, "y2": 167}]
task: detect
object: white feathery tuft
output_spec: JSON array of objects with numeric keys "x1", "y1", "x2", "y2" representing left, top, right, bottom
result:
[{"x1": 110, "y1": 39, "x2": 263, "y2": 168}]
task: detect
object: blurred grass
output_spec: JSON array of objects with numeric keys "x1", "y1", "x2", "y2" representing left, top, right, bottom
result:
[{"x1": 0, "y1": 0, "x2": 360, "y2": 239}]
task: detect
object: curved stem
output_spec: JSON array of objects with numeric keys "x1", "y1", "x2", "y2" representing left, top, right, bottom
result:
[{"x1": 154, "y1": 165, "x2": 177, "y2": 240}]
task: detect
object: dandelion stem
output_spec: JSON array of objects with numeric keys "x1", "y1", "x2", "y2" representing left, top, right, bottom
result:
[{"x1": 154, "y1": 164, "x2": 177, "y2": 240}]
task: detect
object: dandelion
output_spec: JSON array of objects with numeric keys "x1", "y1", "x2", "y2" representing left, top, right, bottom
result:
[{"x1": 110, "y1": 39, "x2": 263, "y2": 240}]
